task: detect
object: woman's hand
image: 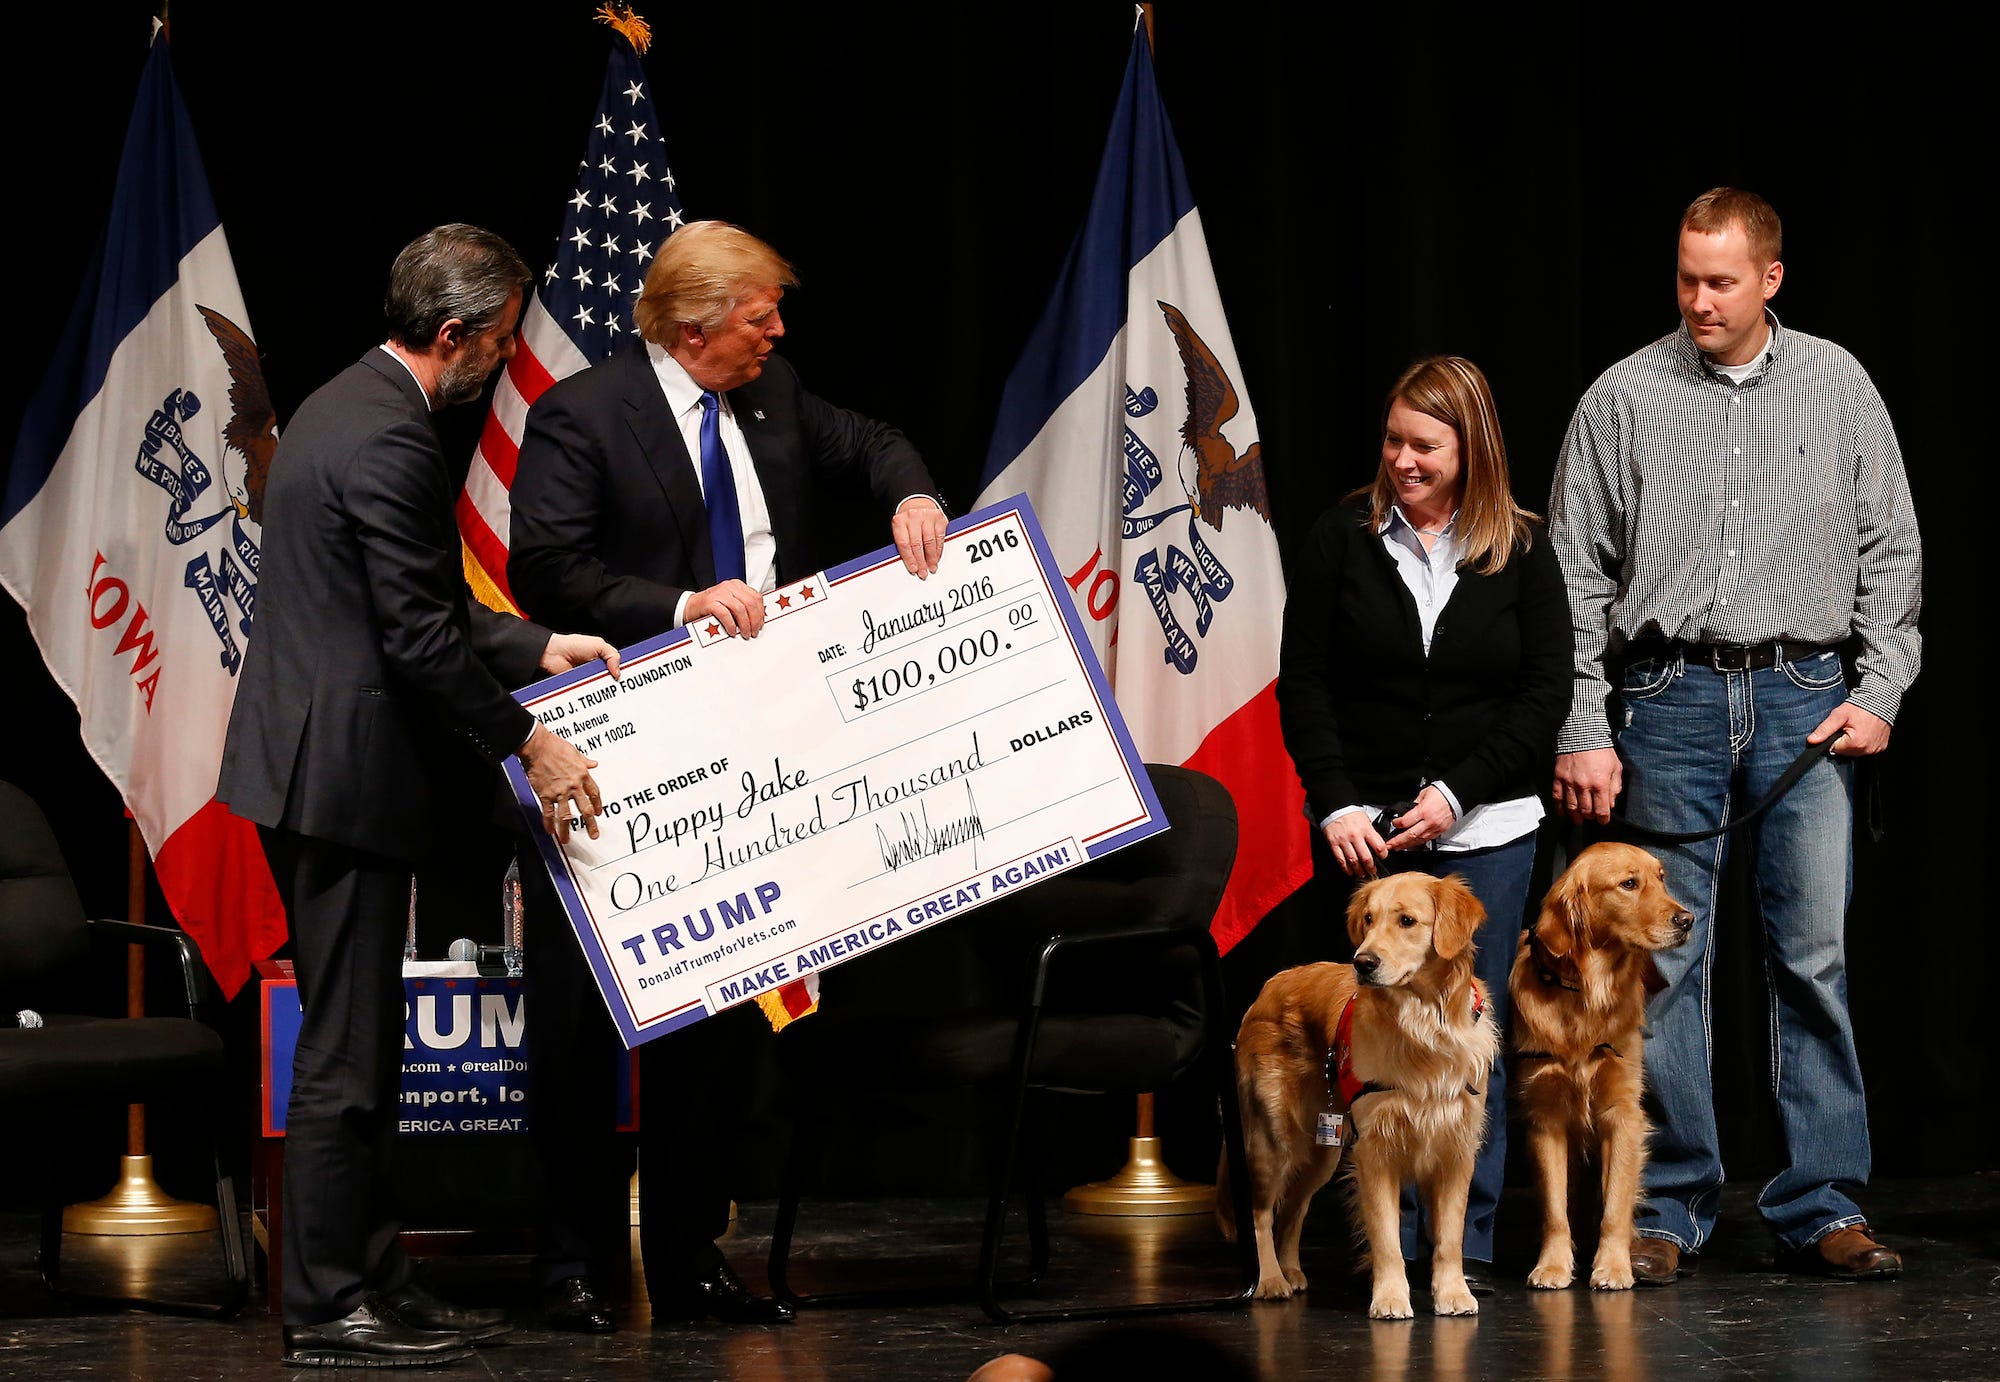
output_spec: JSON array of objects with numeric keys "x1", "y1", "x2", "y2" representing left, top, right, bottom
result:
[
  {"x1": 1322, "y1": 811, "x2": 1389, "y2": 878},
  {"x1": 1383, "y1": 785, "x2": 1456, "y2": 852}
]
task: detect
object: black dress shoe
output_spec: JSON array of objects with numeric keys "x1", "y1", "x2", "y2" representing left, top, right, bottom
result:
[
  {"x1": 281, "y1": 1302, "x2": 473, "y2": 1367},
  {"x1": 651, "y1": 1260, "x2": 796, "y2": 1325},
  {"x1": 371, "y1": 1277, "x2": 514, "y2": 1342},
  {"x1": 542, "y1": 1274, "x2": 618, "y2": 1334}
]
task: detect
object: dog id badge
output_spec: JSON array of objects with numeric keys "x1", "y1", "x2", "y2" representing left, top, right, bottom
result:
[{"x1": 1316, "y1": 1110, "x2": 1345, "y2": 1147}]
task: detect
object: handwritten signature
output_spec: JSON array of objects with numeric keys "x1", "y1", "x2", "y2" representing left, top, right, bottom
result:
[{"x1": 875, "y1": 780, "x2": 986, "y2": 873}]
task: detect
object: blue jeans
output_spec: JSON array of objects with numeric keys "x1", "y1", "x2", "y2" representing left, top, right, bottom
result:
[
  {"x1": 1385, "y1": 828, "x2": 1536, "y2": 1265},
  {"x1": 1615, "y1": 646, "x2": 1867, "y2": 1254}
]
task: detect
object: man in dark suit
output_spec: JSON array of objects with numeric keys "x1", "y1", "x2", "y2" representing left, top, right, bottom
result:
[
  {"x1": 508, "y1": 219, "x2": 947, "y2": 1329},
  {"x1": 220, "y1": 225, "x2": 619, "y2": 1368}
]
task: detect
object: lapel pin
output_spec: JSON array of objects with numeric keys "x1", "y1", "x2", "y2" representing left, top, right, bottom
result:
[{"x1": 753, "y1": 410, "x2": 766, "y2": 421}]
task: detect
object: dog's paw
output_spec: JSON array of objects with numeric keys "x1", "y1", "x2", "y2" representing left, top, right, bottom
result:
[
  {"x1": 1588, "y1": 1252, "x2": 1635, "y2": 1291},
  {"x1": 1528, "y1": 1250, "x2": 1575, "y2": 1290},
  {"x1": 1432, "y1": 1281, "x2": 1480, "y2": 1316},
  {"x1": 1368, "y1": 1286, "x2": 1414, "y2": 1320},
  {"x1": 1282, "y1": 1263, "x2": 1309, "y2": 1291},
  {"x1": 1253, "y1": 1274, "x2": 1296, "y2": 1301},
  {"x1": 1527, "y1": 1261, "x2": 1574, "y2": 1290}
]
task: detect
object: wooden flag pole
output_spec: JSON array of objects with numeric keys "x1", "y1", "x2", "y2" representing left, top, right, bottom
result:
[{"x1": 62, "y1": 820, "x2": 217, "y2": 1235}]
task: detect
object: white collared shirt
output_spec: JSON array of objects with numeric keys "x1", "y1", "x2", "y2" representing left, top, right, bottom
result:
[
  {"x1": 1319, "y1": 505, "x2": 1544, "y2": 853},
  {"x1": 648, "y1": 342, "x2": 777, "y2": 624},
  {"x1": 377, "y1": 344, "x2": 432, "y2": 411}
]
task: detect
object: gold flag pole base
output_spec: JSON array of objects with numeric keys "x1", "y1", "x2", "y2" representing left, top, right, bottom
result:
[
  {"x1": 1062, "y1": 1136, "x2": 1215, "y2": 1217},
  {"x1": 62, "y1": 1155, "x2": 218, "y2": 1236}
]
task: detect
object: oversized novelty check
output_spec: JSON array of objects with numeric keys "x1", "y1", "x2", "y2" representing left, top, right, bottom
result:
[{"x1": 505, "y1": 496, "x2": 1166, "y2": 1048}]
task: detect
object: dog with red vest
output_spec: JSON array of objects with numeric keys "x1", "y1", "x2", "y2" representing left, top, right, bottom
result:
[{"x1": 1220, "y1": 872, "x2": 1496, "y2": 1319}]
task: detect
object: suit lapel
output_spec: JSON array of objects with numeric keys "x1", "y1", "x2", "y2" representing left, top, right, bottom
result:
[
  {"x1": 728, "y1": 373, "x2": 802, "y2": 583},
  {"x1": 618, "y1": 352, "x2": 713, "y2": 585}
]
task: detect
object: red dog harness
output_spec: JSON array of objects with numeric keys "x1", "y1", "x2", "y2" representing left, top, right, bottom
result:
[{"x1": 1327, "y1": 983, "x2": 1489, "y2": 1108}]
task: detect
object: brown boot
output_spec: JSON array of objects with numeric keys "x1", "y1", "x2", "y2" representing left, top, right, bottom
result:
[
  {"x1": 1630, "y1": 1236, "x2": 1686, "y2": 1286},
  {"x1": 1780, "y1": 1225, "x2": 1902, "y2": 1281}
]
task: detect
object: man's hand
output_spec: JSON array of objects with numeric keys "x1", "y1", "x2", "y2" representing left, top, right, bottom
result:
[
  {"x1": 1384, "y1": 785, "x2": 1456, "y2": 852},
  {"x1": 1554, "y1": 748, "x2": 1623, "y2": 824},
  {"x1": 517, "y1": 722, "x2": 602, "y2": 844},
  {"x1": 892, "y1": 496, "x2": 948, "y2": 579},
  {"x1": 685, "y1": 580, "x2": 767, "y2": 638},
  {"x1": 539, "y1": 633, "x2": 622, "y2": 678},
  {"x1": 1322, "y1": 811, "x2": 1389, "y2": 879},
  {"x1": 1811, "y1": 702, "x2": 1891, "y2": 757}
]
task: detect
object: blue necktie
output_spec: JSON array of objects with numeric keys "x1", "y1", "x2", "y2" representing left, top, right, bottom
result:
[{"x1": 697, "y1": 391, "x2": 746, "y2": 584}]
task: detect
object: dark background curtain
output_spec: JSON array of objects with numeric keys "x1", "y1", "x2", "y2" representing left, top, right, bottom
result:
[{"x1": 1, "y1": 2, "x2": 1981, "y2": 1206}]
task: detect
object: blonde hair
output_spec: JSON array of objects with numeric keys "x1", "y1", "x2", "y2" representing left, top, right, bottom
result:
[
  {"x1": 631, "y1": 220, "x2": 799, "y2": 346},
  {"x1": 1680, "y1": 186, "x2": 1782, "y2": 265},
  {"x1": 1356, "y1": 355, "x2": 1535, "y2": 576}
]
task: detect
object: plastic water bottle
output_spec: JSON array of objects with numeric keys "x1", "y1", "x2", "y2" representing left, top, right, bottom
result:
[{"x1": 404, "y1": 877, "x2": 419, "y2": 963}]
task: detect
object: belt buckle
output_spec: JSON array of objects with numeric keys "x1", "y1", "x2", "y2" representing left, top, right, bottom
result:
[{"x1": 1709, "y1": 644, "x2": 1750, "y2": 672}]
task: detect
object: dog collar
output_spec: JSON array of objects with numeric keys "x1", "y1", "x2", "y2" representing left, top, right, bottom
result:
[
  {"x1": 1516, "y1": 1041, "x2": 1624, "y2": 1063},
  {"x1": 1530, "y1": 935, "x2": 1583, "y2": 992}
]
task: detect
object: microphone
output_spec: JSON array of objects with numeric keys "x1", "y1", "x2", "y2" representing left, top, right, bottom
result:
[{"x1": 447, "y1": 938, "x2": 510, "y2": 975}]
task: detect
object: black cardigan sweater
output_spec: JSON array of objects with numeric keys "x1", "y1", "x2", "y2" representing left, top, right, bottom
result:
[{"x1": 1276, "y1": 499, "x2": 1573, "y2": 824}]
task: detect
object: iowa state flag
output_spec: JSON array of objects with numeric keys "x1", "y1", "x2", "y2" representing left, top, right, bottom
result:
[
  {"x1": 0, "y1": 29, "x2": 285, "y2": 998},
  {"x1": 975, "y1": 18, "x2": 1308, "y2": 952}
]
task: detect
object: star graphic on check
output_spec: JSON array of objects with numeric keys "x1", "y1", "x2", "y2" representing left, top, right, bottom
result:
[
  {"x1": 801, "y1": 585, "x2": 817, "y2": 600},
  {"x1": 706, "y1": 622, "x2": 723, "y2": 638},
  {"x1": 776, "y1": 593, "x2": 791, "y2": 609}
]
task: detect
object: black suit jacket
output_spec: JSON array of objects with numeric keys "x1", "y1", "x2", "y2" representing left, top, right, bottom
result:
[
  {"x1": 1276, "y1": 499, "x2": 1572, "y2": 822},
  {"x1": 507, "y1": 349, "x2": 936, "y2": 647},
  {"x1": 219, "y1": 350, "x2": 549, "y2": 861}
]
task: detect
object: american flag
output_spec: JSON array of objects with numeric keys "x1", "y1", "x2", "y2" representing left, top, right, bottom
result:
[
  {"x1": 463, "y1": 10, "x2": 819, "y2": 1031},
  {"x1": 456, "y1": 15, "x2": 685, "y2": 614}
]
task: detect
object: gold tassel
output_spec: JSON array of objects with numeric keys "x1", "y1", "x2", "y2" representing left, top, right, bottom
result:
[
  {"x1": 593, "y1": 2, "x2": 652, "y2": 55},
  {"x1": 461, "y1": 540, "x2": 522, "y2": 616}
]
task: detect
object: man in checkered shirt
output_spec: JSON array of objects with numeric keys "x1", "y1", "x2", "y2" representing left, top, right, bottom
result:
[{"x1": 1549, "y1": 188, "x2": 1920, "y2": 1287}]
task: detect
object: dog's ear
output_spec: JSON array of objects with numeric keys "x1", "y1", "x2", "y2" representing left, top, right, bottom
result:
[
  {"x1": 1346, "y1": 879, "x2": 1376, "y2": 948},
  {"x1": 1534, "y1": 870, "x2": 1588, "y2": 959},
  {"x1": 1430, "y1": 874, "x2": 1486, "y2": 960}
]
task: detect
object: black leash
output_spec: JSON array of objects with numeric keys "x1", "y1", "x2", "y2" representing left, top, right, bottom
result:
[{"x1": 1606, "y1": 730, "x2": 1846, "y2": 846}]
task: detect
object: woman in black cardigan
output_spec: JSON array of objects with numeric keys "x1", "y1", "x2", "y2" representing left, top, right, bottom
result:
[{"x1": 1276, "y1": 355, "x2": 1571, "y2": 1287}]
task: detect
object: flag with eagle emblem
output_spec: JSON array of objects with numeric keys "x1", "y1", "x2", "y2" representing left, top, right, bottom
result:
[
  {"x1": 0, "y1": 25, "x2": 285, "y2": 998},
  {"x1": 975, "y1": 16, "x2": 1309, "y2": 952}
]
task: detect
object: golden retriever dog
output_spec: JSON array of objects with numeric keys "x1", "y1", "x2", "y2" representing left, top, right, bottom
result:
[
  {"x1": 1219, "y1": 872, "x2": 1497, "y2": 1320},
  {"x1": 1509, "y1": 842, "x2": 1692, "y2": 1290}
]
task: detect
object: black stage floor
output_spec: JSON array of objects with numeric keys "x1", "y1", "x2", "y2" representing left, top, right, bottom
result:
[{"x1": 4, "y1": 1176, "x2": 1998, "y2": 1379}]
